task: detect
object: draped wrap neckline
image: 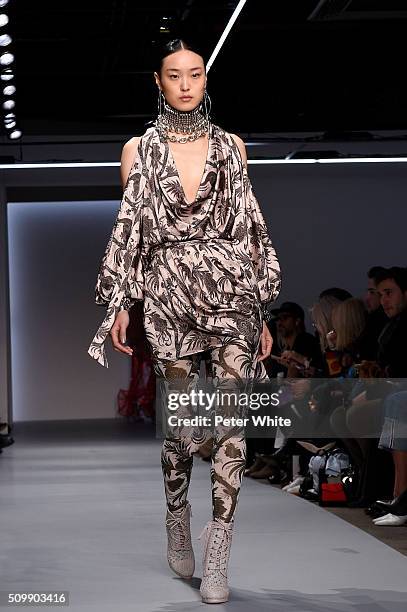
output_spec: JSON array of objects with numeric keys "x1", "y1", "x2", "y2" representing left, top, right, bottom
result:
[{"x1": 153, "y1": 123, "x2": 218, "y2": 212}]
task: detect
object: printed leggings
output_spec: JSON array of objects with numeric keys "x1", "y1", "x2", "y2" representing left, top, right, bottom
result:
[{"x1": 154, "y1": 339, "x2": 267, "y2": 524}]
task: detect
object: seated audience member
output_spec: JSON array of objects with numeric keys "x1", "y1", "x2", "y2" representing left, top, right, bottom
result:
[
  {"x1": 288, "y1": 299, "x2": 369, "y2": 447},
  {"x1": 310, "y1": 294, "x2": 344, "y2": 377},
  {"x1": 276, "y1": 289, "x2": 357, "y2": 378},
  {"x1": 349, "y1": 266, "x2": 388, "y2": 364},
  {"x1": 305, "y1": 293, "x2": 376, "y2": 502},
  {"x1": 267, "y1": 301, "x2": 323, "y2": 378},
  {"x1": 363, "y1": 266, "x2": 388, "y2": 341},
  {"x1": 309, "y1": 297, "x2": 371, "y2": 446},
  {"x1": 258, "y1": 300, "x2": 340, "y2": 482},
  {"x1": 330, "y1": 297, "x2": 373, "y2": 373},
  {"x1": 262, "y1": 293, "x2": 353, "y2": 477},
  {"x1": 376, "y1": 390, "x2": 407, "y2": 522},
  {"x1": 247, "y1": 303, "x2": 318, "y2": 481},
  {"x1": 331, "y1": 267, "x2": 407, "y2": 505},
  {"x1": 370, "y1": 267, "x2": 407, "y2": 517},
  {"x1": 328, "y1": 298, "x2": 381, "y2": 501},
  {"x1": 375, "y1": 266, "x2": 407, "y2": 378}
]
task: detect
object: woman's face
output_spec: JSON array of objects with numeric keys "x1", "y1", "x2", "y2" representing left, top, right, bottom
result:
[{"x1": 154, "y1": 49, "x2": 206, "y2": 112}]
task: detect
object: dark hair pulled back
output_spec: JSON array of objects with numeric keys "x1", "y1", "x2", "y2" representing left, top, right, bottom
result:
[{"x1": 155, "y1": 38, "x2": 206, "y2": 76}]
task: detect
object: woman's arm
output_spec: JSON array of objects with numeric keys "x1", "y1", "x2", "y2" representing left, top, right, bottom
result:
[
  {"x1": 230, "y1": 133, "x2": 248, "y2": 169},
  {"x1": 120, "y1": 137, "x2": 141, "y2": 190},
  {"x1": 230, "y1": 133, "x2": 282, "y2": 319},
  {"x1": 88, "y1": 137, "x2": 146, "y2": 366},
  {"x1": 115, "y1": 137, "x2": 143, "y2": 311},
  {"x1": 108, "y1": 140, "x2": 141, "y2": 357},
  {"x1": 230, "y1": 134, "x2": 276, "y2": 361},
  {"x1": 94, "y1": 136, "x2": 145, "y2": 310}
]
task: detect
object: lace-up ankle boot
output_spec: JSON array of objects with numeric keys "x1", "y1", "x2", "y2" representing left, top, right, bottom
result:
[
  {"x1": 198, "y1": 517, "x2": 234, "y2": 603},
  {"x1": 165, "y1": 501, "x2": 195, "y2": 579}
]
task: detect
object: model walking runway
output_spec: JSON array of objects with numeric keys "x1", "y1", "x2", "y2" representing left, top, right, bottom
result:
[{"x1": 87, "y1": 38, "x2": 280, "y2": 604}]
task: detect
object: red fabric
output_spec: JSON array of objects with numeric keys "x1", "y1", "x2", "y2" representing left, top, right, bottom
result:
[
  {"x1": 325, "y1": 350, "x2": 342, "y2": 377},
  {"x1": 320, "y1": 482, "x2": 347, "y2": 502},
  {"x1": 117, "y1": 348, "x2": 156, "y2": 418},
  {"x1": 117, "y1": 303, "x2": 156, "y2": 419}
]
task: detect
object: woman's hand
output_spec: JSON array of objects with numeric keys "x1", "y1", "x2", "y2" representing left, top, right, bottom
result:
[
  {"x1": 110, "y1": 310, "x2": 133, "y2": 357},
  {"x1": 280, "y1": 350, "x2": 308, "y2": 367},
  {"x1": 256, "y1": 322, "x2": 273, "y2": 362},
  {"x1": 326, "y1": 329, "x2": 337, "y2": 350},
  {"x1": 281, "y1": 351, "x2": 308, "y2": 366}
]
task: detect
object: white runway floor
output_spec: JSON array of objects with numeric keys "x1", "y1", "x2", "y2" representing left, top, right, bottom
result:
[{"x1": 0, "y1": 420, "x2": 406, "y2": 612}]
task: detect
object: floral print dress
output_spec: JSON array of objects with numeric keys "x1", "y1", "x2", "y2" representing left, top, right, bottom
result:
[{"x1": 87, "y1": 123, "x2": 282, "y2": 367}]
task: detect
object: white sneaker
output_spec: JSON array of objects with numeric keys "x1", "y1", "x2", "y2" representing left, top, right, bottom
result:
[
  {"x1": 165, "y1": 501, "x2": 195, "y2": 579},
  {"x1": 287, "y1": 484, "x2": 301, "y2": 495},
  {"x1": 198, "y1": 517, "x2": 234, "y2": 604},
  {"x1": 373, "y1": 512, "x2": 407, "y2": 526},
  {"x1": 282, "y1": 476, "x2": 304, "y2": 492}
]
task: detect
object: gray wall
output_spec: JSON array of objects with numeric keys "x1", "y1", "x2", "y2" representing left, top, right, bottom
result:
[
  {"x1": 7, "y1": 200, "x2": 132, "y2": 422},
  {"x1": 252, "y1": 162, "x2": 405, "y2": 315},
  {"x1": 5, "y1": 162, "x2": 406, "y2": 421}
]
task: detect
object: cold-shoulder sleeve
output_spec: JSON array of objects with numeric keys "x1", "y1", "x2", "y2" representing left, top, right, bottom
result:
[
  {"x1": 243, "y1": 165, "x2": 282, "y2": 314},
  {"x1": 95, "y1": 147, "x2": 145, "y2": 308},
  {"x1": 87, "y1": 143, "x2": 146, "y2": 367}
]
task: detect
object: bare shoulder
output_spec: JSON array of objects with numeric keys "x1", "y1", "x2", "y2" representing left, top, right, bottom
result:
[
  {"x1": 120, "y1": 136, "x2": 141, "y2": 188},
  {"x1": 121, "y1": 136, "x2": 141, "y2": 158},
  {"x1": 229, "y1": 133, "x2": 247, "y2": 167}
]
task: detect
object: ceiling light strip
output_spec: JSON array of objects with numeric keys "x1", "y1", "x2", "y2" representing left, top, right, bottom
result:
[
  {"x1": 250, "y1": 157, "x2": 407, "y2": 164},
  {"x1": 2, "y1": 157, "x2": 407, "y2": 170},
  {"x1": 206, "y1": 0, "x2": 247, "y2": 73}
]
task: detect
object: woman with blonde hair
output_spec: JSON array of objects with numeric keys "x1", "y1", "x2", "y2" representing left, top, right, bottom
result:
[
  {"x1": 331, "y1": 298, "x2": 368, "y2": 355},
  {"x1": 309, "y1": 295, "x2": 343, "y2": 377},
  {"x1": 310, "y1": 295, "x2": 341, "y2": 353}
]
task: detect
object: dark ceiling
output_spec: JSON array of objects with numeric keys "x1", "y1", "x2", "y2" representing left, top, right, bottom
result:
[{"x1": 7, "y1": 0, "x2": 407, "y2": 136}]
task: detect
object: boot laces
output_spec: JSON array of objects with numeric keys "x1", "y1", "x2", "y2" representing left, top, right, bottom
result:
[
  {"x1": 166, "y1": 504, "x2": 192, "y2": 551},
  {"x1": 198, "y1": 519, "x2": 233, "y2": 575}
]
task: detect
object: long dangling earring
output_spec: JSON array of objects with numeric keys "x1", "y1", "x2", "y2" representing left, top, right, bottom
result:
[
  {"x1": 201, "y1": 90, "x2": 212, "y2": 122},
  {"x1": 157, "y1": 88, "x2": 166, "y2": 117}
]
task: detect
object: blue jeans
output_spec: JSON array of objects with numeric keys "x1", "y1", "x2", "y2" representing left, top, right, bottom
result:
[{"x1": 378, "y1": 391, "x2": 407, "y2": 451}]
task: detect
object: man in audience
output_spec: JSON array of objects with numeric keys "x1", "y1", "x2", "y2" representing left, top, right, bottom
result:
[
  {"x1": 266, "y1": 301, "x2": 323, "y2": 378},
  {"x1": 262, "y1": 302, "x2": 324, "y2": 474},
  {"x1": 375, "y1": 266, "x2": 407, "y2": 378},
  {"x1": 362, "y1": 266, "x2": 388, "y2": 355},
  {"x1": 341, "y1": 267, "x2": 407, "y2": 505},
  {"x1": 365, "y1": 267, "x2": 385, "y2": 314}
]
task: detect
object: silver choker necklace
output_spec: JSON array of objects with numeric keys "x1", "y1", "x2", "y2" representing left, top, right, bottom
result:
[{"x1": 155, "y1": 100, "x2": 210, "y2": 144}]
